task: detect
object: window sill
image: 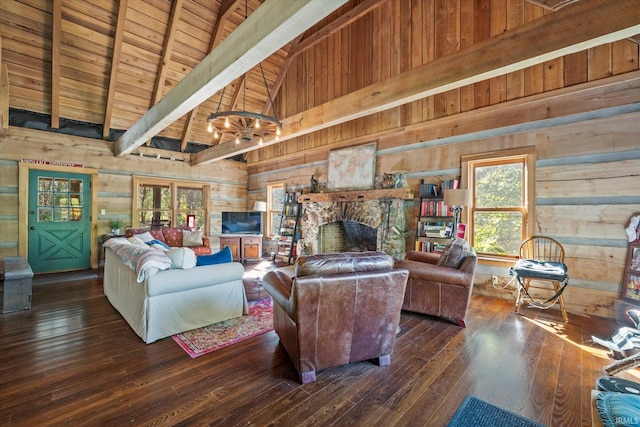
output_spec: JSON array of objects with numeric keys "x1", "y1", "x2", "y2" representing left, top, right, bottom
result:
[{"x1": 477, "y1": 255, "x2": 518, "y2": 267}]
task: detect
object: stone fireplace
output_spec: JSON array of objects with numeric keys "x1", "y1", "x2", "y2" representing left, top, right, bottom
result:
[{"x1": 296, "y1": 188, "x2": 412, "y2": 260}]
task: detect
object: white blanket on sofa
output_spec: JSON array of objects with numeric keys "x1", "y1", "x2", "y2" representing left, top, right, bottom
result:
[{"x1": 104, "y1": 238, "x2": 172, "y2": 282}]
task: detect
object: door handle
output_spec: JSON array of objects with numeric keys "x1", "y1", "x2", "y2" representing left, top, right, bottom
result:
[{"x1": 30, "y1": 226, "x2": 35, "y2": 230}]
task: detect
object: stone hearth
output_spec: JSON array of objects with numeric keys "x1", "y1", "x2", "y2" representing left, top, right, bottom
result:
[{"x1": 297, "y1": 189, "x2": 412, "y2": 260}]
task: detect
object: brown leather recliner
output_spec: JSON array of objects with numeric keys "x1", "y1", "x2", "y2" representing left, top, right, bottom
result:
[
  {"x1": 262, "y1": 251, "x2": 409, "y2": 384},
  {"x1": 394, "y1": 239, "x2": 477, "y2": 327}
]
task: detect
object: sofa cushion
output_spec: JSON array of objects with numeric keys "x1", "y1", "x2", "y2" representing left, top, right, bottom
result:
[
  {"x1": 162, "y1": 227, "x2": 185, "y2": 247},
  {"x1": 135, "y1": 231, "x2": 156, "y2": 243},
  {"x1": 126, "y1": 228, "x2": 165, "y2": 242},
  {"x1": 437, "y1": 238, "x2": 471, "y2": 268},
  {"x1": 166, "y1": 247, "x2": 197, "y2": 269},
  {"x1": 196, "y1": 246, "x2": 232, "y2": 266},
  {"x1": 127, "y1": 236, "x2": 146, "y2": 246},
  {"x1": 182, "y1": 230, "x2": 204, "y2": 247}
]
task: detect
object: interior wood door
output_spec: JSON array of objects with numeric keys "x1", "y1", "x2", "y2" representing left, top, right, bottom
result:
[{"x1": 28, "y1": 170, "x2": 92, "y2": 273}]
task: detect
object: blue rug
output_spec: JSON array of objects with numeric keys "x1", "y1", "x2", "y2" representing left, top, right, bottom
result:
[{"x1": 447, "y1": 395, "x2": 545, "y2": 427}]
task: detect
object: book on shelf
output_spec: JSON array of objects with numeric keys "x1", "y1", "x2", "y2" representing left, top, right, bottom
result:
[
  {"x1": 418, "y1": 177, "x2": 460, "y2": 200},
  {"x1": 420, "y1": 199, "x2": 451, "y2": 217}
]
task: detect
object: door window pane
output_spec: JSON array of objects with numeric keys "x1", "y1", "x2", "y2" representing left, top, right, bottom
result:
[
  {"x1": 38, "y1": 208, "x2": 53, "y2": 222},
  {"x1": 54, "y1": 207, "x2": 68, "y2": 222},
  {"x1": 38, "y1": 177, "x2": 52, "y2": 191},
  {"x1": 38, "y1": 192, "x2": 52, "y2": 207},
  {"x1": 54, "y1": 178, "x2": 69, "y2": 192}
]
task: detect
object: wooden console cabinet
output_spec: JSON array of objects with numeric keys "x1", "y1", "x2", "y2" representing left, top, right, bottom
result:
[
  {"x1": 219, "y1": 235, "x2": 262, "y2": 263},
  {"x1": 242, "y1": 236, "x2": 262, "y2": 262},
  {"x1": 219, "y1": 236, "x2": 241, "y2": 261}
]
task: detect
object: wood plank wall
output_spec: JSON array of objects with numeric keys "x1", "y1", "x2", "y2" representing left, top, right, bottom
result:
[
  {"x1": 245, "y1": 0, "x2": 640, "y2": 318},
  {"x1": 0, "y1": 127, "x2": 248, "y2": 264}
]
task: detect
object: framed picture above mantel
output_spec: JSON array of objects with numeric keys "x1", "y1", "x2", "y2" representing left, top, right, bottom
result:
[{"x1": 327, "y1": 142, "x2": 376, "y2": 191}]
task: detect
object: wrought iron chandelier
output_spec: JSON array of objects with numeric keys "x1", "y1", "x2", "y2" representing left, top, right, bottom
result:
[{"x1": 206, "y1": 1, "x2": 281, "y2": 146}]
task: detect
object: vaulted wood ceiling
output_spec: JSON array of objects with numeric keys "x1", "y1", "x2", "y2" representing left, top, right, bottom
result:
[{"x1": 1, "y1": 0, "x2": 639, "y2": 164}]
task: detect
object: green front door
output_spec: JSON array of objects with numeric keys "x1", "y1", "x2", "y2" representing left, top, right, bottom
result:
[{"x1": 28, "y1": 170, "x2": 91, "y2": 273}]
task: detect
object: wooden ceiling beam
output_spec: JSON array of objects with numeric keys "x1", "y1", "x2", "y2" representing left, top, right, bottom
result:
[
  {"x1": 0, "y1": 36, "x2": 8, "y2": 136},
  {"x1": 146, "y1": 0, "x2": 183, "y2": 146},
  {"x1": 50, "y1": 0, "x2": 61, "y2": 129},
  {"x1": 192, "y1": 0, "x2": 640, "y2": 164},
  {"x1": 102, "y1": 0, "x2": 128, "y2": 139},
  {"x1": 180, "y1": 0, "x2": 241, "y2": 152},
  {"x1": 114, "y1": 0, "x2": 348, "y2": 157}
]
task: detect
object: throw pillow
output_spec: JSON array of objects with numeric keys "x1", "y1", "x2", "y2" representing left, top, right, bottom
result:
[
  {"x1": 196, "y1": 246, "x2": 232, "y2": 266},
  {"x1": 146, "y1": 239, "x2": 171, "y2": 251},
  {"x1": 135, "y1": 231, "x2": 155, "y2": 243},
  {"x1": 182, "y1": 230, "x2": 204, "y2": 247},
  {"x1": 127, "y1": 236, "x2": 146, "y2": 246},
  {"x1": 437, "y1": 238, "x2": 471, "y2": 268},
  {"x1": 166, "y1": 247, "x2": 197, "y2": 269}
]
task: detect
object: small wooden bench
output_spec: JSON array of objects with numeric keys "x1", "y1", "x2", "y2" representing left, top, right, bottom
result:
[{"x1": 2, "y1": 256, "x2": 34, "y2": 313}]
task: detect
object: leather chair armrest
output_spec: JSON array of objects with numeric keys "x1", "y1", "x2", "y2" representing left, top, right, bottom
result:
[
  {"x1": 395, "y1": 259, "x2": 472, "y2": 287},
  {"x1": 405, "y1": 250, "x2": 440, "y2": 265},
  {"x1": 262, "y1": 270, "x2": 295, "y2": 318}
]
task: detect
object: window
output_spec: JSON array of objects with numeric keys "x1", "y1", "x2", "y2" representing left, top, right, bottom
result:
[
  {"x1": 37, "y1": 176, "x2": 84, "y2": 222},
  {"x1": 132, "y1": 176, "x2": 209, "y2": 231},
  {"x1": 463, "y1": 148, "x2": 535, "y2": 258},
  {"x1": 266, "y1": 182, "x2": 285, "y2": 237}
]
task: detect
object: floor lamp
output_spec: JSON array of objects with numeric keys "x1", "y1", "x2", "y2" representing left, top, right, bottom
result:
[{"x1": 444, "y1": 189, "x2": 471, "y2": 239}]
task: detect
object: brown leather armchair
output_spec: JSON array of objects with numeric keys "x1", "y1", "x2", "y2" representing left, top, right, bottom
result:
[
  {"x1": 262, "y1": 251, "x2": 409, "y2": 384},
  {"x1": 394, "y1": 239, "x2": 477, "y2": 327}
]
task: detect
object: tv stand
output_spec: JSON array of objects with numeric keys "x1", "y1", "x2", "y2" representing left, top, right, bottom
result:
[{"x1": 219, "y1": 234, "x2": 263, "y2": 263}]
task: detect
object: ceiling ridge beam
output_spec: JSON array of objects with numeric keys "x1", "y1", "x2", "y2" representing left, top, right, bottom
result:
[{"x1": 193, "y1": 0, "x2": 640, "y2": 164}]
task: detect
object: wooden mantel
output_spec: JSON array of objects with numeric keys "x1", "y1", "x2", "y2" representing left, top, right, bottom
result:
[{"x1": 298, "y1": 188, "x2": 413, "y2": 203}]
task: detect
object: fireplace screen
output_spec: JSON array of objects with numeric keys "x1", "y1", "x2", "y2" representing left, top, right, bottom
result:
[{"x1": 319, "y1": 220, "x2": 377, "y2": 253}]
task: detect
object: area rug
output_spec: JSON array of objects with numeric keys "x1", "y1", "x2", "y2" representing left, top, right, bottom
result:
[
  {"x1": 447, "y1": 395, "x2": 545, "y2": 427},
  {"x1": 172, "y1": 298, "x2": 273, "y2": 358}
]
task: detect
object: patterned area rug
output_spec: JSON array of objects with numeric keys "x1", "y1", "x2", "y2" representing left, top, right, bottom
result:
[
  {"x1": 447, "y1": 395, "x2": 544, "y2": 427},
  {"x1": 172, "y1": 298, "x2": 273, "y2": 358}
]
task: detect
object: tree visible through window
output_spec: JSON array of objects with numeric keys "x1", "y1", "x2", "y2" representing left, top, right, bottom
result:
[
  {"x1": 464, "y1": 149, "x2": 534, "y2": 258},
  {"x1": 133, "y1": 176, "x2": 209, "y2": 231},
  {"x1": 267, "y1": 182, "x2": 285, "y2": 237}
]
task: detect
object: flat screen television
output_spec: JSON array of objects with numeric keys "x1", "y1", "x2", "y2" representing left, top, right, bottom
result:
[{"x1": 221, "y1": 211, "x2": 262, "y2": 234}]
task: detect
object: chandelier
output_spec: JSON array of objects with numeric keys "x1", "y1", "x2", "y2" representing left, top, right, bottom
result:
[{"x1": 207, "y1": 1, "x2": 281, "y2": 146}]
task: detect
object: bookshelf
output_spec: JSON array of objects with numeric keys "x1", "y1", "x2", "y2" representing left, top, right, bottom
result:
[
  {"x1": 273, "y1": 192, "x2": 302, "y2": 265},
  {"x1": 415, "y1": 179, "x2": 458, "y2": 252}
]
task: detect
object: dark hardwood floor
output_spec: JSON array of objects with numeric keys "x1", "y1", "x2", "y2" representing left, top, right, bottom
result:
[{"x1": 0, "y1": 267, "x2": 634, "y2": 426}]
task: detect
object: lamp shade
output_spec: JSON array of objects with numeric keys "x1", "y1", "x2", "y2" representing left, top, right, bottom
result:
[
  {"x1": 444, "y1": 189, "x2": 471, "y2": 207},
  {"x1": 253, "y1": 201, "x2": 267, "y2": 212}
]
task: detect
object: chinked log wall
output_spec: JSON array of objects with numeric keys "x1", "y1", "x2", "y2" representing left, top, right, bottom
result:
[
  {"x1": 246, "y1": 73, "x2": 640, "y2": 319},
  {"x1": 0, "y1": 127, "x2": 249, "y2": 268}
]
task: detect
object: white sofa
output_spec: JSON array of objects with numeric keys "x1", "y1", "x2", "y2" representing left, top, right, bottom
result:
[{"x1": 103, "y1": 247, "x2": 248, "y2": 344}]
